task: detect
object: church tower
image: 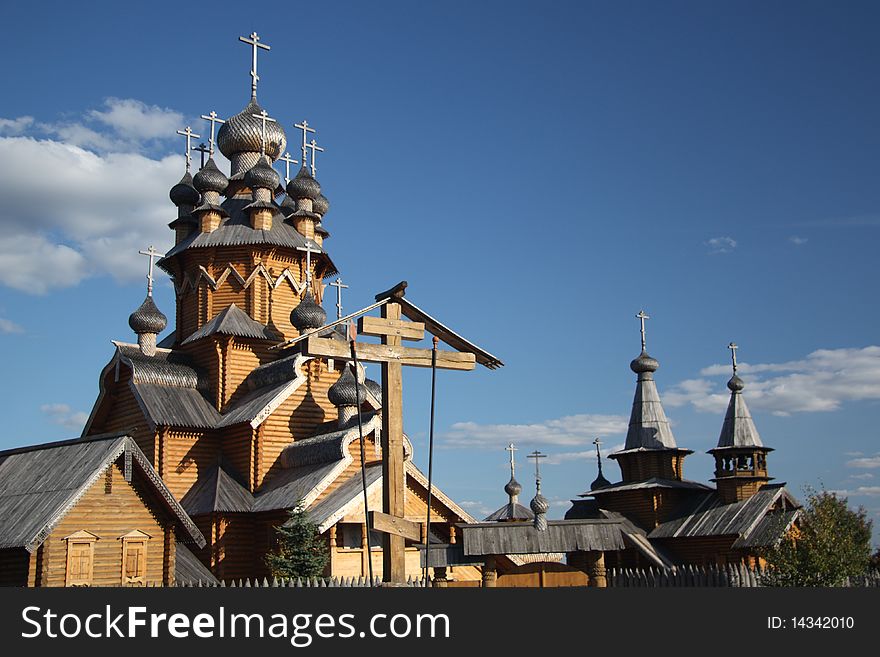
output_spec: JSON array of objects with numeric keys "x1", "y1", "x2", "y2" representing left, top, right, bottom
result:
[
  {"x1": 708, "y1": 343, "x2": 774, "y2": 504},
  {"x1": 608, "y1": 311, "x2": 692, "y2": 482}
]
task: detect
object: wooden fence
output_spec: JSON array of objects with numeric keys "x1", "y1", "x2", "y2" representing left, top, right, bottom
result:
[
  {"x1": 173, "y1": 576, "x2": 426, "y2": 588},
  {"x1": 607, "y1": 564, "x2": 880, "y2": 588}
]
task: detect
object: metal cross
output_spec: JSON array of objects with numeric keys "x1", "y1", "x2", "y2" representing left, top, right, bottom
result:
[
  {"x1": 505, "y1": 443, "x2": 518, "y2": 478},
  {"x1": 307, "y1": 138, "x2": 325, "y2": 177},
  {"x1": 239, "y1": 32, "x2": 271, "y2": 99},
  {"x1": 593, "y1": 438, "x2": 604, "y2": 475},
  {"x1": 329, "y1": 277, "x2": 349, "y2": 320},
  {"x1": 200, "y1": 111, "x2": 225, "y2": 157},
  {"x1": 636, "y1": 310, "x2": 650, "y2": 351},
  {"x1": 278, "y1": 152, "x2": 299, "y2": 184},
  {"x1": 192, "y1": 142, "x2": 210, "y2": 169},
  {"x1": 176, "y1": 127, "x2": 201, "y2": 172},
  {"x1": 250, "y1": 109, "x2": 277, "y2": 155},
  {"x1": 138, "y1": 246, "x2": 161, "y2": 297},
  {"x1": 728, "y1": 342, "x2": 739, "y2": 374},
  {"x1": 528, "y1": 450, "x2": 547, "y2": 481},
  {"x1": 296, "y1": 244, "x2": 321, "y2": 288},
  {"x1": 294, "y1": 120, "x2": 316, "y2": 165}
]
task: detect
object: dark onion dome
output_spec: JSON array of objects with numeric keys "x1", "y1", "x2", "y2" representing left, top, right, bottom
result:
[
  {"x1": 193, "y1": 158, "x2": 229, "y2": 194},
  {"x1": 217, "y1": 98, "x2": 286, "y2": 161},
  {"x1": 328, "y1": 367, "x2": 366, "y2": 407},
  {"x1": 280, "y1": 194, "x2": 297, "y2": 215},
  {"x1": 315, "y1": 223, "x2": 330, "y2": 238},
  {"x1": 169, "y1": 172, "x2": 200, "y2": 207},
  {"x1": 630, "y1": 349, "x2": 660, "y2": 374},
  {"x1": 244, "y1": 155, "x2": 280, "y2": 191},
  {"x1": 286, "y1": 165, "x2": 321, "y2": 200},
  {"x1": 590, "y1": 472, "x2": 611, "y2": 490},
  {"x1": 128, "y1": 296, "x2": 167, "y2": 335},
  {"x1": 727, "y1": 374, "x2": 745, "y2": 392},
  {"x1": 313, "y1": 192, "x2": 329, "y2": 216},
  {"x1": 504, "y1": 476, "x2": 522, "y2": 498},
  {"x1": 289, "y1": 289, "x2": 327, "y2": 331},
  {"x1": 530, "y1": 491, "x2": 550, "y2": 516},
  {"x1": 364, "y1": 378, "x2": 382, "y2": 404}
]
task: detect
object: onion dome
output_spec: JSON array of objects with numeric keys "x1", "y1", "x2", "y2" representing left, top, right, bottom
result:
[
  {"x1": 727, "y1": 374, "x2": 745, "y2": 392},
  {"x1": 630, "y1": 350, "x2": 659, "y2": 374},
  {"x1": 504, "y1": 476, "x2": 522, "y2": 498},
  {"x1": 286, "y1": 166, "x2": 321, "y2": 200},
  {"x1": 313, "y1": 192, "x2": 329, "y2": 216},
  {"x1": 128, "y1": 296, "x2": 167, "y2": 335},
  {"x1": 590, "y1": 471, "x2": 611, "y2": 490},
  {"x1": 217, "y1": 98, "x2": 286, "y2": 161},
  {"x1": 530, "y1": 490, "x2": 550, "y2": 516},
  {"x1": 328, "y1": 366, "x2": 366, "y2": 408},
  {"x1": 244, "y1": 155, "x2": 280, "y2": 191},
  {"x1": 193, "y1": 158, "x2": 229, "y2": 194},
  {"x1": 280, "y1": 195, "x2": 297, "y2": 215},
  {"x1": 169, "y1": 172, "x2": 200, "y2": 207},
  {"x1": 364, "y1": 378, "x2": 382, "y2": 404},
  {"x1": 289, "y1": 289, "x2": 327, "y2": 331}
]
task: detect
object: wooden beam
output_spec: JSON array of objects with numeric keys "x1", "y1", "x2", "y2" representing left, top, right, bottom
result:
[
  {"x1": 369, "y1": 511, "x2": 421, "y2": 543},
  {"x1": 381, "y1": 301, "x2": 406, "y2": 584},
  {"x1": 302, "y1": 335, "x2": 475, "y2": 370},
  {"x1": 358, "y1": 316, "x2": 425, "y2": 341}
]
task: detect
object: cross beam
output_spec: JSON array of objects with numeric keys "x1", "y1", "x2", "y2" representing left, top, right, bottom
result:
[
  {"x1": 302, "y1": 335, "x2": 474, "y2": 370},
  {"x1": 239, "y1": 32, "x2": 270, "y2": 99}
]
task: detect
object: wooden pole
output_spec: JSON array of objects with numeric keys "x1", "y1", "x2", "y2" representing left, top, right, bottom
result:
[{"x1": 380, "y1": 300, "x2": 406, "y2": 584}]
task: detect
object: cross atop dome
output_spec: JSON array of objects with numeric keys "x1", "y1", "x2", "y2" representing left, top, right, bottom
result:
[{"x1": 239, "y1": 32, "x2": 271, "y2": 100}]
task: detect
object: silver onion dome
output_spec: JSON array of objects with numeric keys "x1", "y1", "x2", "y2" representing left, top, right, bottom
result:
[
  {"x1": 244, "y1": 155, "x2": 280, "y2": 191},
  {"x1": 286, "y1": 166, "x2": 321, "y2": 200},
  {"x1": 328, "y1": 366, "x2": 366, "y2": 407},
  {"x1": 364, "y1": 378, "x2": 382, "y2": 404},
  {"x1": 504, "y1": 476, "x2": 522, "y2": 498},
  {"x1": 289, "y1": 289, "x2": 327, "y2": 331},
  {"x1": 630, "y1": 350, "x2": 660, "y2": 374},
  {"x1": 727, "y1": 374, "x2": 745, "y2": 392},
  {"x1": 313, "y1": 192, "x2": 329, "y2": 216},
  {"x1": 128, "y1": 296, "x2": 168, "y2": 335},
  {"x1": 169, "y1": 172, "x2": 200, "y2": 207},
  {"x1": 530, "y1": 491, "x2": 550, "y2": 516},
  {"x1": 217, "y1": 99, "x2": 286, "y2": 162},
  {"x1": 193, "y1": 158, "x2": 229, "y2": 194}
]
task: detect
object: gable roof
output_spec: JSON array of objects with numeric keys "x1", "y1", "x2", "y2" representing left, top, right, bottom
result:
[
  {"x1": 181, "y1": 464, "x2": 255, "y2": 515},
  {"x1": 0, "y1": 433, "x2": 204, "y2": 552},
  {"x1": 174, "y1": 542, "x2": 219, "y2": 584},
  {"x1": 182, "y1": 304, "x2": 280, "y2": 345}
]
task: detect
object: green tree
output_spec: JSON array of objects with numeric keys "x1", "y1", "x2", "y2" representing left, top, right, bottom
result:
[
  {"x1": 265, "y1": 502, "x2": 329, "y2": 580},
  {"x1": 761, "y1": 488, "x2": 873, "y2": 587}
]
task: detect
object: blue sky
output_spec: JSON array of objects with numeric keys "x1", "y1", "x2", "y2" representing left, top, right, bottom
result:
[{"x1": 0, "y1": 1, "x2": 878, "y2": 544}]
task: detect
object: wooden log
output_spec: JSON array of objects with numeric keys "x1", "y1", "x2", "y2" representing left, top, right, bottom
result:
[
  {"x1": 369, "y1": 511, "x2": 422, "y2": 542},
  {"x1": 302, "y1": 336, "x2": 475, "y2": 371},
  {"x1": 381, "y1": 302, "x2": 406, "y2": 584},
  {"x1": 358, "y1": 316, "x2": 425, "y2": 341}
]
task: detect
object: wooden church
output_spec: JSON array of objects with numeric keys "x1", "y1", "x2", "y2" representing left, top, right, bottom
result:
[{"x1": 78, "y1": 34, "x2": 496, "y2": 584}]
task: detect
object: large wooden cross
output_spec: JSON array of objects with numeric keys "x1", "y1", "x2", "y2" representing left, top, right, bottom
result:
[{"x1": 299, "y1": 282, "x2": 479, "y2": 584}]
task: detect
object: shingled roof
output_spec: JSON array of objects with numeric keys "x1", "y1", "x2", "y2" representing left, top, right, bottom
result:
[
  {"x1": 182, "y1": 304, "x2": 280, "y2": 345},
  {"x1": 0, "y1": 433, "x2": 204, "y2": 552}
]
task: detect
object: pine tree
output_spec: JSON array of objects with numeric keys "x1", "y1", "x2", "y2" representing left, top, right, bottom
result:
[
  {"x1": 265, "y1": 502, "x2": 329, "y2": 580},
  {"x1": 761, "y1": 488, "x2": 873, "y2": 586}
]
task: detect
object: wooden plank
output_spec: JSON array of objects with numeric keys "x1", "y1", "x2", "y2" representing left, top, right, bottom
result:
[
  {"x1": 357, "y1": 316, "x2": 425, "y2": 341},
  {"x1": 369, "y1": 511, "x2": 421, "y2": 543},
  {"x1": 381, "y1": 301, "x2": 406, "y2": 584},
  {"x1": 302, "y1": 336, "x2": 475, "y2": 371}
]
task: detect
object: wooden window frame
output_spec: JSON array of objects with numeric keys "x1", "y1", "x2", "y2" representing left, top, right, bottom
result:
[
  {"x1": 64, "y1": 530, "x2": 98, "y2": 587},
  {"x1": 120, "y1": 530, "x2": 151, "y2": 586}
]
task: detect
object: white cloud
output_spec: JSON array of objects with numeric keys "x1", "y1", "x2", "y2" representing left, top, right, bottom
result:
[
  {"x1": 441, "y1": 414, "x2": 628, "y2": 449},
  {"x1": 847, "y1": 455, "x2": 880, "y2": 470},
  {"x1": 0, "y1": 317, "x2": 23, "y2": 334},
  {"x1": 40, "y1": 403, "x2": 89, "y2": 432},
  {"x1": 88, "y1": 98, "x2": 184, "y2": 142},
  {"x1": 459, "y1": 500, "x2": 493, "y2": 517},
  {"x1": 666, "y1": 346, "x2": 880, "y2": 416},
  {"x1": 705, "y1": 236, "x2": 737, "y2": 254},
  {"x1": 834, "y1": 487, "x2": 880, "y2": 498},
  {"x1": 0, "y1": 116, "x2": 34, "y2": 136},
  {"x1": 544, "y1": 443, "x2": 625, "y2": 465},
  {"x1": 789, "y1": 236, "x2": 808, "y2": 246},
  {"x1": 848, "y1": 473, "x2": 874, "y2": 480}
]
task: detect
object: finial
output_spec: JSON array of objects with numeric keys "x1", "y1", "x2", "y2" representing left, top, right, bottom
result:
[
  {"x1": 138, "y1": 246, "x2": 161, "y2": 297},
  {"x1": 251, "y1": 109, "x2": 277, "y2": 156},
  {"x1": 728, "y1": 342, "x2": 738, "y2": 375},
  {"x1": 239, "y1": 32, "x2": 271, "y2": 99},
  {"x1": 294, "y1": 120, "x2": 316, "y2": 166},
  {"x1": 278, "y1": 152, "x2": 299, "y2": 184},
  {"x1": 176, "y1": 126, "x2": 201, "y2": 172},
  {"x1": 528, "y1": 450, "x2": 550, "y2": 530},
  {"x1": 636, "y1": 309, "x2": 650, "y2": 352},
  {"x1": 528, "y1": 450, "x2": 547, "y2": 482},
  {"x1": 296, "y1": 244, "x2": 321, "y2": 289},
  {"x1": 505, "y1": 442, "x2": 518, "y2": 478},
  {"x1": 192, "y1": 142, "x2": 210, "y2": 169},
  {"x1": 727, "y1": 342, "x2": 745, "y2": 392},
  {"x1": 307, "y1": 138, "x2": 325, "y2": 177},
  {"x1": 329, "y1": 277, "x2": 349, "y2": 320},
  {"x1": 593, "y1": 437, "x2": 603, "y2": 476},
  {"x1": 590, "y1": 437, "x2": 611, "y2": 491},
  {"x1": 200, "y1": 111, "x2": 226, "y2": 157}
]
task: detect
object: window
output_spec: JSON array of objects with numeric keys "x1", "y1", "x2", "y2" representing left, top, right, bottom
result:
[
  {"x1": 64, "y1": 530, "x2": 98, "y2": 587},
  {"x1": 120, "y1": 530, "x2": 151, "y2": 586}
]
